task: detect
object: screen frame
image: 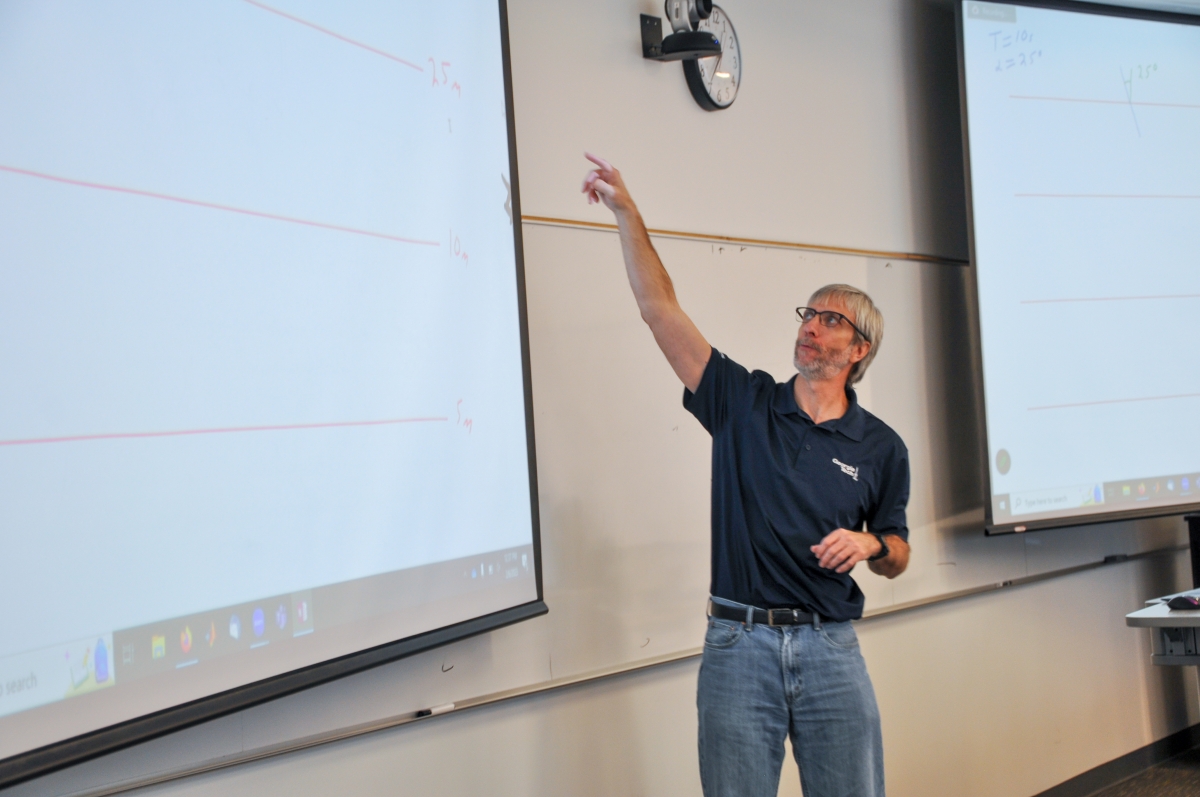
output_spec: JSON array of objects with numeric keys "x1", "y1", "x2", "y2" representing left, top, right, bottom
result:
[
  {"x1": 955, "y1": 0, "x2": 1200, "y2": 535},
  {"x1": 0, "y1": 0, "x2": 546, "y2": 787}
]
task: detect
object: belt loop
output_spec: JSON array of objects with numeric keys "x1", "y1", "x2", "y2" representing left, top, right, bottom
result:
[
  {"x1": 812, "y1": 611, "x2": 822, "y2": 631},
  {"x1": 745, "y1": 604, "x2": 754, "y2": 627}
]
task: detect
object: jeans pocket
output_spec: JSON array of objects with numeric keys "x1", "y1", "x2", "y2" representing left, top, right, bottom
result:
[
  {"x1": 704, "y1": 618, "x2": 743, "y2": 649},
  {"x1": 819, "y1": 622, "x2": 860, "y2": 651}
]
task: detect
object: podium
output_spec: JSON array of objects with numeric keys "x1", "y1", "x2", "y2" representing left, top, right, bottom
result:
[{"x1": 1125, "y1": 513, "x2": 1200, "y2": 666}]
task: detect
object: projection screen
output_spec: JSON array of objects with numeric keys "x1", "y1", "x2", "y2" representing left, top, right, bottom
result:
[
  {"x1": 0, "y1": 0, "x2": 543, "y2": 784},
  {"x1": 959, "y1": 0, "x2": 1200, "y2": 533}
]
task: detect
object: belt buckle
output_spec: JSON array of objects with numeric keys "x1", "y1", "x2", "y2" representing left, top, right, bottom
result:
[{"x1": 767, "y1": 608, "x2": 798, "y2": 627}]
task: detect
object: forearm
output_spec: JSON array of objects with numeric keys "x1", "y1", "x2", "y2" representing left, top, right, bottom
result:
[
  {"x1": 867, "y1": 535, "x2": 909, "y2": 578},
  {"x1": 581, "y1": 154, "x2": 710, "y2": 389},
  {"x1": 612, "y1": 206, "x2": 679, "y2": 323}
]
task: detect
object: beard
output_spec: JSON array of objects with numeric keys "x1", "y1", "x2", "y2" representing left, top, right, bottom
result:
[{"x1": 794, "y1": 339, "x2": 854, "y2": 381}]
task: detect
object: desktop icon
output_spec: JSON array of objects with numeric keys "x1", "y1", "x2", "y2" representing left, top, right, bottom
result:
[
  {"x1": 1122, "y1": 485, "x2": 1131, "y2": 497},
  {"x1": 1138, "y1": 483, "x2": 1146, "y2": 496},
  {"x1": 1185, "y1": 477, "x2": 1192, "y2": 492},
  {"x1": 252, "y1": 608, "x2": 265, "y2": 638},
  {"x1": 180, "y1": 626, "x2": 193, "y2": 654},
  {"x1": 1168, "y1": 480, "x2": 1175, "y2": 492},
  {"x1": 206, "y1": 621, "x2": 217, "y2": 647},
  {"x1": 67, "y1": 648, "x2": 89, "y2": 688},
  {"x1": 229, "y1": 614, "x2": 241, "y2": 640},
  {"x1": 275, "y1": 604, "x2": 287, "y2": 631},
  {"x1": 291, "y1": 593, "x2": 314, "y2": 636},
  {"x1": 152, "y1": 635, "x2": 166, "y2": 659},
  {"x1": 95, "y1": 638, "x2": 109, "y2": 684}
]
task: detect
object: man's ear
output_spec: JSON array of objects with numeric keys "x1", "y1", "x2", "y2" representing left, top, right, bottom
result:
[{"x1": 850, "y1": 340, "x2": 871, "y2": 365}]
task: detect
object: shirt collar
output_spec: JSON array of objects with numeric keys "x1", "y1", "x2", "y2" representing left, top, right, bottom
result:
[{"x1": 776, "y1": 377, "x2": 866, "y2": 442}]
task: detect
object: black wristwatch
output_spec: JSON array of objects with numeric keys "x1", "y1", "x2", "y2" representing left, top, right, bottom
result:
[{"x1": 867, "y1": 533, "x2": 889, "y2": 562}]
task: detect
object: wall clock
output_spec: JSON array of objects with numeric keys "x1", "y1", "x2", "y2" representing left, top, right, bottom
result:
[
  {"x1": 646, "y1": 1, "x2": 741, "y2": 111},
  {"x1": 682, "y1": 5, "x2": 740, "y2": 111}
]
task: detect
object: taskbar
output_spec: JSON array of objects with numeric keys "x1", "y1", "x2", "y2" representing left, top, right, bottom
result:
[
  {"x1": 112, "y1": 545, "x2": 533, "y2": 683},
  {"x1": 0, "y1": 545, "x2": 534, "y2": 720},
  {"x1": 992, "y1": 469, "x2": 1200, "y2": 527}
]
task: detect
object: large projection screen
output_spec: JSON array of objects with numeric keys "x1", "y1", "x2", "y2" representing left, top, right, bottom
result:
[
  {"x1": 959, "y1": 0, "x2": 1200, "y2": 534},
  {"x1": 0, "y1": 0, "x2": 543, "y2": 784}
]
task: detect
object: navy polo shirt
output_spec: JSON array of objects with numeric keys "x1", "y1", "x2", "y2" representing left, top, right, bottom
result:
[{"x1": 683, "y1": 347, "x2": 910, "y2": 622}]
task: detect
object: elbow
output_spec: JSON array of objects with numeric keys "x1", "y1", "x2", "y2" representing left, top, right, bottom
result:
[
  {"x1": 869, "y1": 558, "x2": 908, "y2": 579},
  {"x1": 638, "y1": 300, "x2": 672, "y2": 329}
]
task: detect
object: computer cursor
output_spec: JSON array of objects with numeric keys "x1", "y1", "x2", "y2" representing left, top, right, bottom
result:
[{"x1": 502, "y1": 174, "x2": 512, "y2": 224}]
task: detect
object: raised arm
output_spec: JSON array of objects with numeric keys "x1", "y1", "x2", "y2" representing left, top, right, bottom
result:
[{"x1": 582, "y1": 153, "x2": 711, "y2": 392}]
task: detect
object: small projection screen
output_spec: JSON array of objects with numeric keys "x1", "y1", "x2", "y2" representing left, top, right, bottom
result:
[
  {"x1": 0, "y1": 0, "x2": 543, "y2": 784},
  {"x1": 959, "y1": 1, "x2": 1200, "y2": 533}
]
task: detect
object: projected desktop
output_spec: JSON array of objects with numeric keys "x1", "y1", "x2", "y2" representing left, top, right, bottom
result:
[
  {"x1": 960, "y1": 1, "x2": 1200, "y2": 531},
  {"x1": 0, "y1": 1, "x2": 542, "y2": 778}
]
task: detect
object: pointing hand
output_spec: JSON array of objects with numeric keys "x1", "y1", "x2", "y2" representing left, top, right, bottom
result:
[{"x1": 581, "y1": 153, "x2": 635, "y2": 215}]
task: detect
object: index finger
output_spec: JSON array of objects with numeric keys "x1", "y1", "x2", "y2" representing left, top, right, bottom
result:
[
  {"x1": 584, "y1": 152, "x2": 613, "y2": 172},
  {"x1": 817, "y1": 528, "x2": 841, "y2": 546}
]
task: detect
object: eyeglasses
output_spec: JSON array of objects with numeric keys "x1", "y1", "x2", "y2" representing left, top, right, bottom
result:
[{"x1": 796, "y1": 307, "x2": 869, "y2": 342}]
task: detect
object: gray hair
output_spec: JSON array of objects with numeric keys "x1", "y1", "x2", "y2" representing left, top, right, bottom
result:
[{"x1": 807, "y1": 283, "x2": 883, "y2": 386}]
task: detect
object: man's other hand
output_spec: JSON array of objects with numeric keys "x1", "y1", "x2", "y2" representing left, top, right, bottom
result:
[
  {"x1": 581, "y1": 153, "x2": 634, "y2": 215},
  {"x1": 811, "y1": 529, "x2": 879, "y2": 574}
]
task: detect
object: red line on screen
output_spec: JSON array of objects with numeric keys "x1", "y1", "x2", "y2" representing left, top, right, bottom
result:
[
  {"x1": 1010, "y1": 94, "x2": 1200, "y2": 110},
  {"x1": 1021, "y1": 294, "x2": 1200, "y2": 304},
  {"x1": 243, "y1": 0, "x2": 423, "y2": 72},
  {"x1": 0, "y1": 164, "x2": 440, "y2": 247},
  {"x1": 0, "y1": 417, "x2": 449, "y2": 448},
  {"x1": 1015, "y1": 193, "x2": 1200, "y2": 199},
  {"x1": 1029, "y1": 393, "x2": 1200, "y2": 411}
]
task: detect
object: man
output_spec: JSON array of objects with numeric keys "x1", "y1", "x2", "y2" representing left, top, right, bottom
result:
[{"x1": 581, "y1": 153, "x2": 911, "y2": 797}]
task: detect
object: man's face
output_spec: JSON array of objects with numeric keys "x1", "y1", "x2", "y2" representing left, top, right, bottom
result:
[{"x1": 793, "y1": 298, "x2": 866, "y2": 382}]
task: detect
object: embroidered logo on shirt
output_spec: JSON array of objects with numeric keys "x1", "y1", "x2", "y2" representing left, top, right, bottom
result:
[{"x1": 832, "y1": 458, "x2": 859, "y2": 482}]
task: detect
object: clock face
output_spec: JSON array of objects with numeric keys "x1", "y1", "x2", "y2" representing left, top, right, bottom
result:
[{"x1": 683, "y1": 6, "x2": 740, "y2": 111}]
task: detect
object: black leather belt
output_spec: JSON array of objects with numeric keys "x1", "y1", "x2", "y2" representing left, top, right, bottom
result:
[{"x1": 708, "y1": 599, "x2": 815, "y2": 626}]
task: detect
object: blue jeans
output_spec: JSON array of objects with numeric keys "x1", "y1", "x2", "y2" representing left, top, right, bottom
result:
[{"x1": 697, "y1": 605, "x2": 885, "y2": 797}]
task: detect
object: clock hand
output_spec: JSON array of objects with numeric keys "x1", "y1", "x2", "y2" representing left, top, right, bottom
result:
[{"x1": 706, "y1": 51, "x2": 724, "y2": 93}]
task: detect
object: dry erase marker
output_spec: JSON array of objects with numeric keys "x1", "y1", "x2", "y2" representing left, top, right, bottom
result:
[{"x1": 415, "y1": 702, "x2": 455, "y2": 718}]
